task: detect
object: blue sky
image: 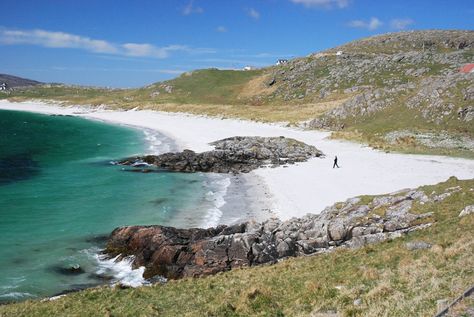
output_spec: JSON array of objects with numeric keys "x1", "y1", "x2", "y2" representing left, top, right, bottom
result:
[{"x1": 0, "y1": 0, "x2": 472, "y2": 87}]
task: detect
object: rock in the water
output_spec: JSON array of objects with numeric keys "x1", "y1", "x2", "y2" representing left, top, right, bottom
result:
[{"x1": 52, "y1": 264, "x2": 85, "y2": 276}]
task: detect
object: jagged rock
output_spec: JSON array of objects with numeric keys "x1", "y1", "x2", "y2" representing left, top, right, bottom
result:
[{"x1": 118, "y1": 136, "x2": 324, "y2": 174}]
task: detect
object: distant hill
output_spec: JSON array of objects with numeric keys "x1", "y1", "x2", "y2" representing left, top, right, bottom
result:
[{"x1": 0, "y1": 74, "x2": 42, "y2": 88}]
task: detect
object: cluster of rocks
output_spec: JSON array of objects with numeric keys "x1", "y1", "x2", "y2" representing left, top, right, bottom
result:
[
  {"x1": 405, "y1": 73, "x2": 474, "y2": 124},
  {"x1": 118, "y1": 136, "x2": 323, "y2": 173},
  {"x1": 105, "y1": 184, "x2": 465, "y2": 280}
]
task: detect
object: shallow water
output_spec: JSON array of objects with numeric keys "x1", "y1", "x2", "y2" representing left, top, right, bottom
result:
[{"x1": 0, "y1": 110, "x2": 228, "y2": 302}]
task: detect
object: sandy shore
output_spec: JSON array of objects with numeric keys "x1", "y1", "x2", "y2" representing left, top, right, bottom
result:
[{"x1": 2, "y1": 100, "x2": 474, "y2": 221}]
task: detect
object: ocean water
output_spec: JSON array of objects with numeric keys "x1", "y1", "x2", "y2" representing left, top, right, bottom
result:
[{"x1": 0, "y1": 110, "x2": 230, "y2": 302}]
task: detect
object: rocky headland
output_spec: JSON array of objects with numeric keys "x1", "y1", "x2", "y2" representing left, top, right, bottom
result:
[
  {"x1": 105, "y1": 182, "x2": 465, "y2": 280},
  {"x1": 118, "y1": 136, "x2": 324, "y2": 173}
]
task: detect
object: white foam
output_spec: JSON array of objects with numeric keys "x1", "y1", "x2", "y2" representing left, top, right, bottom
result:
[
  {"x1": 143, "y1": 129, "x2": 171, "y2": 155},
  {"x1": 82, "y1": 248, "x2": 149, "y2": 288},
  {"x1": 200, "y1": 175, "x2": 231, "y2": 228},
  {"x1": 0, "y1": 292, "x2": 34, "y2": 299}
]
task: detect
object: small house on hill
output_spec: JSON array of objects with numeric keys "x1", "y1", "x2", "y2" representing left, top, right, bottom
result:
[
  {"x1": 336, "y1": 51, "x2": 343, "y2": 56},
  {"x1": 0, "y1": 83, "x2": 7, "y2": 91},
  {"x1": 276, "y1": 59, "x2": 288, "y2": 66},
  {"x1": 460, "y1": 64, "x2": 474, "y2": 73},
  {"x1": 243, "y1": 66, "x2": 254, "y2": 71}
]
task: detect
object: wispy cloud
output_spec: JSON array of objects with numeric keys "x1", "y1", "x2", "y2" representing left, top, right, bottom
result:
[
  {"x1": 246, "y1": 8, "x2": 260, "y2": 20},
  {"x1": 390, "y1": 18, "x2": 414, "y2": 30},
  {"x1": 0, "y1": 27, "x2": 214, "y2": 59},
  {"x1": 216, "y1": 26, "x2": 228, "y2": 33},
  {"x1": 0, "y1": 28, "x2": 118, "y2": 53},
  {"x1": 290, "y1": 0, "x2": 349, "y2": 9},
  {"x1": 182, "y1": 0, "x2": 203, "y2": 15},
  {"x1": 347, "y1": 17, "x2": 383, "y2": 30}
]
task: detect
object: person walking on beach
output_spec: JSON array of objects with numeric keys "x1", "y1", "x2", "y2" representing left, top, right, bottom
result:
[{"x1": 333, "y1": 155, "x2": 340, "y2": 168}]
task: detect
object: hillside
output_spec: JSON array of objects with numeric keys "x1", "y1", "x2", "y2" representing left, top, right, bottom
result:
[
  {"x1": 1, "y1": 177, "x2": 473, "y2": 316},
  {"x1": 2, "y1": 30, "x2": 473, "y2": 157},
  {"x1": 0, "y1": 74, "x2": 42, "y2": 88}
]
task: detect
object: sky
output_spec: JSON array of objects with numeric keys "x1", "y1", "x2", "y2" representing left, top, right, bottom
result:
[{"x1": 0, "y1": 0, "x2": 472, "y2": 88}]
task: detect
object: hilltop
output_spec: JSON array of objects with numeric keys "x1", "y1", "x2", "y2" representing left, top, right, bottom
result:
[
  {"x1": 0, "y1": 74, "x2": 42, "y2": 88},
  {"x1": 2, "y1": 30, "x2": 473, "y2": 157}
]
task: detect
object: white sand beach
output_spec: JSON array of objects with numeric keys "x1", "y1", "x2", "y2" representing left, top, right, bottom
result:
[{"x1": 1, "y1": 100, "x2": 474, "y2": 221}]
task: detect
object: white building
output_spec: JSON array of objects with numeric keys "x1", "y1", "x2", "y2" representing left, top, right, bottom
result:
[
  {"x1": 336, "y1": 51, "x2": 343, "y2": 56},
  {"x1": 276, "y1": 59, "x2": 288, "y2": 66},
  {"x1": 0, "y1": 83, "x2": 7, "y2": 91},
  {"x1": 243, "y1": 66, "x2": 254, "y2": 71}
]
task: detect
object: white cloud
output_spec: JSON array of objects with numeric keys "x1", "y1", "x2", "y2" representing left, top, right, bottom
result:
[
  {"x1": 122, "y1": 43, "x2": 189, "y2": 58},
  {"x1": 348, "y1": 17, "x2": 383, "y2": 30},
  {"x1": 247, "y1": 8, "x2": 260, "y2": 20},
  {"x1": 216, "y1": 26, "x2": 228, "y2": 33},
  {"x1": 290, "y1": 0, "x2": 349, "y2": 9},
  {"x1": 0, "y1": 29, "x2": 117, "y2": 53},
  {"x1": 390, "y1": 18, "x2": 414, "y2": 30},
  {"x1": 0, "y1": 28, "x2": 213, "y2": 59},
  {"x1": 182, "y1": 0, "x2": 203, "y2": 15}
]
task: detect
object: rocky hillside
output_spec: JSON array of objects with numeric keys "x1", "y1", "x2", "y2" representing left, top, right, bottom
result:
[{"x1": 264, "y1": 30, "x2": 473, "y2": 155}]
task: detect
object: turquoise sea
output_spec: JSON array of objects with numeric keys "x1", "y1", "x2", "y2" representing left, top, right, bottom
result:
[{"x1": 0, "y1": 110, "x2": 227, "y2": 302}]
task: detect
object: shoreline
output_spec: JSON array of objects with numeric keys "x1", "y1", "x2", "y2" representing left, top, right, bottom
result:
[
  {"x1": 0, "y1": 100, "x2": 272, "y2": 228},
  {"x1": 1, "y1": 100, "x2": 474, "y2": 221}
]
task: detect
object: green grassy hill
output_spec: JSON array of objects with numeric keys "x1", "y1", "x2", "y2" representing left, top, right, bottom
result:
[{"x1": 2, "y1": 30, "x2": 473, "y2": 157}]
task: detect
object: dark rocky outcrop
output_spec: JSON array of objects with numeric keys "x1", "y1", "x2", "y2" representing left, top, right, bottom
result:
[
  {"x1": 104, "y1": 185, "x2": 460, "y2": 280},
  {"x1": 118, "y1": 136, "x2": 323, "y2": 174}
]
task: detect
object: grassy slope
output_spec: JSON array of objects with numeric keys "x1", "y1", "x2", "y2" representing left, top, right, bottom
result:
[
  {"x1": 1, "y1": 177, "x2": 473, "y2": 317},
  {"x1": 331, "y1": 99, "x2": 474, "y2": 159},
  {"x1": 1, "y1": 69, "x2": 336, "y2": 124}
]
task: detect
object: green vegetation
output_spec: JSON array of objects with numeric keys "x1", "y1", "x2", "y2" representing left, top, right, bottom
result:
[
  {"x1": 149, "y1": 69, "x2": 263, "y2": 105},
  {"x1": 330, "y1": 96, "x2": 474, "y2": 159},
  {"x1": 1, "y1": 177, "x2": 473, "y2": 316}
]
